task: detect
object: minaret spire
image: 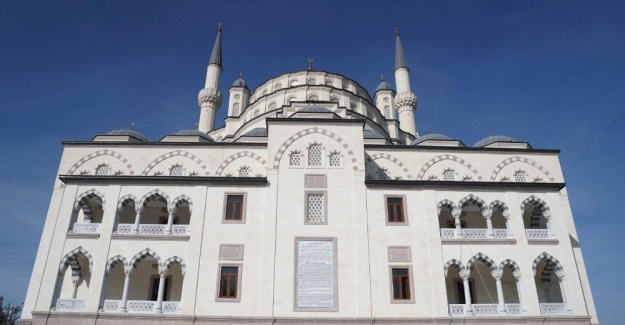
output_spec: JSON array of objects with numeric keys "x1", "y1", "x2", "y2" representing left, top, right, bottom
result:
[
  {"x1": 393, "y1": 27, "x2": 418, "y2": 137},
  {"x1": 395, "y1": 27, "x2": 408, "y2": 71},
  {"x1": 198, "y1": 24, "x2": 224, "y2": 133}
]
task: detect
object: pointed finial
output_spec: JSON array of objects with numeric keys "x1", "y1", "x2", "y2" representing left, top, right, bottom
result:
[
  {"x1": 488, "y1": 130, "x2": 493, "y2": 137},
  {"x1": 308, "y1": 58, "x2": 313, "y2": 71},
  {"x1": 426, "y1": 126, "x2": 431, "y2": 134},
  {"x1": 217, "y1": 23, "x2": 222, "y2": 32},
  {"x1": 239, "y1": 72, "x2": 243, "y2": 79},
  {"x1": 381, "y1": 75, "x2": 385, "y2": 81},
  {"x1": 395, "y1": 27, "x2": 400, "y2": 36},
  {"x1": 130, "y1": 122, "x2": 135, "y2": 130},
  {"x1": 194, "y1": 122, "x2": 199, "y2": 129}
]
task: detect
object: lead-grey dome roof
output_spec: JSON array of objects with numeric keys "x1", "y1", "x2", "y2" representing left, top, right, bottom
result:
[
  {"x1": 242, "y1": 128, "x2": 268, "y2": 137},
  {"x1": 232, "y1": 76, "x2": 248, "y2": 88},
  {"x1": 105, "y1": 129, "x2": 149, "y2": 142},
  {"x1": 170, "y1": 129, "x2": 213, "y2": 141},
  {"x1": 364, "y1": 128, "x2": 385, "y2": 139},
  {"x1": 376, "y1": 79, "x2": 393, "y2": 92},
  {"x1": 474, "y1": 135, "x2": 520, "y2": 147},
  {"x1": 410, "y1": 133, "x2": 454, "y2": 145}
]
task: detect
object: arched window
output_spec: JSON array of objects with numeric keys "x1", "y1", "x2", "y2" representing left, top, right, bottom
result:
[
  {"x1": 95, "y1": 164, "x2": 110, "y2": 176},
  {"x1": 384, "y1": 106, "x2": 391, "y2": 119},
  {"x1": 239, "y1": 166, "x2": 251, "y2": 177},
  {"x1": 273, "y1": 83, "x2": 282, "y2": 91},
  {"x1": 232, "y1": 103, "x2": 240, "y2": 116},
  {"x1": 329, "y1": 152, "x2": 341, "y2": 167},
  {"x1": 170, "y1": 165, "x2": 184, "y2": 176},
  {"x1": 290, "y1": 80, "x2": 299, "y2": 87},
  {"x1": 287, "y1": 97, "x2": 297, "y2": 104},
  {"x1": 377, "y1": 168, "x2": 390, "y2": 180},
  {"x1": 307, "y1": 78, "x2": 317, "y2": 85},
  {"x1": 515, "y1": 171, "x2": 527, "y2": 182},
  {"x1": 289, "y1": 151, "x2": 302, "y2": 167},
  {"x1": 308, "y1": 144, "x2": 323, "y2": 166},
  {"x1": 308, "y1": 94, "x2": 319, "y2": 101},
  {"x1": 253, "y1": 110, "x2": 260, "y2": 117},
  {"x1": 234, "y1": 94, "x2": 241, "y2": 100},
  {"x1": 325, "y1": 79, "x2": 333, "y2": 86},
  {"x1": 330, "y1": 96, "x2": 339, "y2": 103},
  {"x1": 268, "y1": 102, "x2": 277, "y2": 110},
  {"x1": 261, "y1": 89, "x2": 267, "y2": 96},
  {"x1": 443, "y1": 169, "x2": 455, "y2": 181}
]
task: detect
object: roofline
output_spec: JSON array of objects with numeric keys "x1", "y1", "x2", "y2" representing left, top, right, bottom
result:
[
  {"x1": 365, "y1": 179, "x2": 566, "y2": 191},
  {"x1": 61, "y1": 141, "x2": 267, "y2": 147},
  {"x1": 364, "y1": 144, "x2": 560, "y2": 154},
  {"x1": 266, "y1": 117, "x2": 366, "y2": 125},
  {"x1": 59, "y1": 175, "x2": 268, "y2": 186}
]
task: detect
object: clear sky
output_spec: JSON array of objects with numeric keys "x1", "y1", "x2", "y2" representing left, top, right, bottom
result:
[{"x1": 0, "y1": 1, "x2": 623, "y2": 323}]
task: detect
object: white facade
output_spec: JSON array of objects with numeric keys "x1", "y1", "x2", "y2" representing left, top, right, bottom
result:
[{"x1": 19, "y1": 27, "x2": 599, "y2": 325}]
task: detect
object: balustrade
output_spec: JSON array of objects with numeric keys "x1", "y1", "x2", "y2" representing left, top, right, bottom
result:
[
  {"x1": 472, "y1": 304, "x2": 499, "y2": 316},
  {"x1": 72, "y1": 223, "x2": 101, "y2": 234},
  {"x1": 540, "y1": 303, "x2": 568, "y2": 315},
  {"x1": 461, "y1": 228, "x2": 487, "y2": 239},
  {"x1": 162, "y1": 301, "x2": 181, "y2": 314},
  {"x1": 55, "y1": 298, "x2": 86, "y2": 311},
  {"x1": 116, "y1": 224, "x2": 189, "y2": 235},
  {"x1": 139, "y1": 224, "x2": 166, "y2": 235},
  {"x1": 127, "y1": 300, "x2": 156, "y2": 313},
  {"x1": 449, "y1": 304, "x2": 465, "y2": 316},
  {"x1": 440, "y1": 229, "x2": 456, "y2": 238},
  {"x1": 103, "y1": 300, "x2": 121, "y2": 312},
  {"x1": 506, "y1": 303, "x2": 522, "y2": 315},
  {"x1": 493, "y1": 229, "x2": 509, "y2": 238},
  {"x1": 450, "y1": 304, "x2": 523, "y2": 317},
  {"x1": 526, "y1": 229, "x2": 550, "y2": 239},
  {"x1": 116, "y1": 224, "x2": 133, "y2": 234},
  {"x1": 172, "y1": 225, "x2": 190, "y2": 235}
]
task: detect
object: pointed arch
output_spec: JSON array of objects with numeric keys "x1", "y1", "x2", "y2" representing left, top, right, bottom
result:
[
  {"x1": 490, "y1": 200, "x2": 510, "y2": 218},
  {"x1": 458, "y1": 194, "x2": 486, "y2": 210},
  {"x1": 272, "y1": 127, "x2": 360, "y2": 171},
  {"x1": 129, "y1": 248, "x2": 162, "y2": 268},
  {"x1": 74, "y1": 189, "x2": 106, "y2": 212},
  {"x1": 215, "y1": 151, "x2": 267, "y2": 176},
  {"x1": 105, "y1": 255, "x2": 127, "y2": 274},
  {"x1": 170, "y1": 195, "x2": 193, "y2": 214},
  {"x1": 532, "y1": 252, "x2": 563, "y2": 276},
  {"x1": 139, "y1": 189, "x2": 169, "y2": 209},
  {"x1": 520, "y1": 195, "x2": 550, "y2": 214},
  {"x1": 437, "y1": 199, "x2": 457, "y2": 215},
  {"x1": 417, "y1": 154, "x2": 482, "y2": 180},
  {"x1": 117, "y1": 194, "x2": 138, "y2": 211},
  {"x1": 466, "y1": 253, "x2": 498, "y2": 272},
  {"x1": 444, "y1": 259, "x2": 465, "y2": 277},
  {"x1": 67, "y1": 149, "x2": 134, "y2": 175},
  {"x1": 500, "y1": 259, "x2": 521, "y2": 273},
  {"x1": 366, "y1": 153, "x2": 413, "y2": 178},
  {"x1": 163, "y1": 256, "x2": 187, "y2": 277},
  {"x1": 141, "y1": 150, "x2": 210, "y2": 176},
  {"x1": 59, "y1": 246, "x2": 93, "y2": 275},
  {"x1": 490, "y1": 156, "x2": 556, "y2": 182}
]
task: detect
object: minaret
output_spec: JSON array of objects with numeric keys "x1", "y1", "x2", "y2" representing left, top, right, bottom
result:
[
  {"x1": 197, "y1": 24, "x2": 224, "y2": 133},
  {"x1": 393, "y1": 28, "x2": 418, "y2": 136}
]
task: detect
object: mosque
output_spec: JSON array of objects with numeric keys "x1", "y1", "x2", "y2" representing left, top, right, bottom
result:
[{"x1": 19, "y1": 25, "x2": 598, "y2": 324}]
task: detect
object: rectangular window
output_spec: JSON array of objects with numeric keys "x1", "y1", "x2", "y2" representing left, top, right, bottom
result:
[
  {"x1": 392, "y1": 268, "x2": 411, "y2": 300},
  {"x1": 386, "y1": 197, "x2": 405, "y2": 223},
  {"x1": 223, "y1": 193, "x2": 246, "y2": 223},
  {"x1": 219, "y1": 266, "x2": 239, "y2": 299},
  {"x1": 305, "y1": 192, "x2": 327, "y2": 224}
]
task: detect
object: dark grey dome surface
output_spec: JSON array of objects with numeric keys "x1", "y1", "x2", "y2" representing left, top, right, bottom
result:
[
  {"x1": 232, "y1": 77, "x2": 248, "y2": 88},
  {"x1": 105, "y1": 129, "x2": 149, "y2": 142},
  {"x1": 474, "y1": 135, "x2": 520, "y2": 147},
  {"x1": 171, "y1": 129, "x2": 213, "y2": 141},
  {"x1": 298, "y1": 106, "x2": 333, "y2": 113},
  {"x1": 242, "y1": 128, "x2": 268, "y2": 137},
  {"x1": 410, "y1": 133, "x2": 454, "y2": 145},
  {"x1": 363, "y1": 128, "x2": 385, "y2": 139},
  {"x1": 376, "y1": 80, "x2": 393, "y2": 92}
]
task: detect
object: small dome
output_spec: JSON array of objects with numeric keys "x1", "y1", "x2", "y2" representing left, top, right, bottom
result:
[
  {"x1": 170, "y1": 129, "x2": 213, "y2": 141},
  {"x1": 410, "y1": 133, "x2": 454, "y2": 145},
  {"x1": 298, "y1": 106, "x2": 333, "y2": 113},
  {"x1": 105, "y1": 129, "x2": 149, "y2": 142},
  {"x1": 376, "y1": 80, "x2": 393, "y2": 92},
  {"x1": 232, "y1": 76, "x2": 248, "y2": 88},
  {"x1": 242, "y1": 128, "x2": 268, "y2": 137},
  {"x1": 474, "y1": 135, "x2": 520, "y2": 147}
]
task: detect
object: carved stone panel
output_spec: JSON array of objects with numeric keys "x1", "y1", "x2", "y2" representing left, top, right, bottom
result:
[
  {"x1": 219, "y1": 244, "x2": 244, "y2": 261},
  {"x1": 388, "y1": 246, "x2": 412, "y2": 262},
  {"x1": 305, "y1": 174, "x2": 327, "y2": 188}
]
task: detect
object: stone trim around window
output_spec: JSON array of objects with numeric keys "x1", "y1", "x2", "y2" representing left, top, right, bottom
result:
[
  {"x1": 388, "y1": 265, "x2": 415, "y2": 304},
  {"x1": 304, "y1": 191, "x2": 328, "y2": 225},
  {"x1": 222, "y1": 192, "x2": 247, "y2": 224},
  {"x1": 384, "y1": 194, "x2": 409, "y2": 226},
  {"x1": 215, "y1": 263, "x2": 243, "y2": 302}
]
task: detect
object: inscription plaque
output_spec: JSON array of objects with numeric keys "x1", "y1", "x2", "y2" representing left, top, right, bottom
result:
[{"x1": 295, "y1": 239, "x2": 336, "y2": 310}]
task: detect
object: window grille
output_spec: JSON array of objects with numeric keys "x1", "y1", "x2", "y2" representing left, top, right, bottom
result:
[
  {"x1": 289, "y1": 152, "x2": 302, "y2": 166},
  {"x1": 308, "y1": 144, "x2": 322, "y2": 166},
  {"x1": 234, "y1": 94, "x2": 241, "y2": 100},
  {"x1": 383, "y1": 97, "x2": 390, "y2": 103},
  {"x1": 514, "y1": 171, "x2": 527, "y2": 182},
  {"x1": 253, "y1": 110, "x2": 260, "y2": 117},
  {"x1": 384, "y1": 106, "x2": 391, "y2": 118},
  {"x1": 308, "y1": 94, "x2": 319, "y2": 101},
  {"x1": 261, "y1": 90, "x2": 267, "y2": 96},
  {"x1": 268, "y1": 102, "x2": 277, "y2": 110},
  {"x1": 95, "y1": 165, "x2": 110, "y2": 176},
  {"x1": 307, "y1": 78, "x2": 317, "y2": 85},
  {"x1": 239, "y1": 167, "x2": 251, "y2": 177},
  {"x1": 170, "y1": 165, "x2": 184, "y2": 176},
  {"x1": 232, "y1": 103, "x2": 240, "y2": 116},
  {"x1": 329, "y1": 153, "x2": 341, "y2": 167},
  {"x1": 377, "y1": 168, "x2": 390, "y2": 180},
  {"x1": 330, "y1": 96, "x2": 339, "y2": 102},
  {"x1": 443, "y1": 170, "x2": 455, "y2": 181},
  {"x1": 325, "y1": 80, "x2": 333, "y2": 86},
  {"x1": 307, "y1": 193, "x2": 325, "y2": 222},
  {"x1": 350, "y1": 102, "x2": 357, "y2": 110},
  {"x1": 273, "y1": 83, "x2": 282, "y2": 91}
]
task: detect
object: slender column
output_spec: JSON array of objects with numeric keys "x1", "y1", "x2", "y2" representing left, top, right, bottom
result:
[
  {"x1": 556, "y1": 270, "x2": 571, "y2": 312},
  {"x1": 132, "y1": 209, "x2": 142, "y2": 234},
  {"x1": 120, "y1": 266, "x2": 132, "y2": 312},
  {"x1": 71, "y1": 278, "x2": 80, "y2": 299},
  {"x1": 492, "y1": 270, "x2": 506, "y2": 315},
  {"x1": 543, "y1": 210, "x2": 555, "y2": 237},
  {"x1": 452, "y1": 209, "x2": 463, "y2": 238},
  {"x1": 165, "y1": 211, "x2": 174, "y2": 235},
  {"x1": 482, "y1": 208, "x2": 494, "y2": 238},
  {"x1": 513, "y1": 270, "x2": 527, "y2": 313},
  {"x1": 459, "y1": 270, "x2": 473, "y2": 315},
  {"x1": 503, "y1": 210, "x2": 513, "y2": 237},
  {"x1": 155, "y1": 267, "x2": 169, "y2": 313}
]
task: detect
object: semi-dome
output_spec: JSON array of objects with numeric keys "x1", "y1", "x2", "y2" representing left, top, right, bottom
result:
[
  {"x1": 105, "y1": 129, "x2": 149, "y2": 142},
  {"x1": 474, "y1": 135, "x2": 520, "y2": 148},
  {"x1": 410, "y1": 133, "x2": 454, "y2": 145},
  {"x1": 170, "y1": 129, "x2": 213, "y2": 141}
]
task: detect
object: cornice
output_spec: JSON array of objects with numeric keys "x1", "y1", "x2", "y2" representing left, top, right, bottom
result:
[
  {"x1": 59, "y1": 175, "x2": 268, "y2": 186},
  {"x1": 365, "y1": 180, "x2": 566, "y2": 191},
  {"x1": 364, "y1": 144, "x2": 561, "y2": 154}
]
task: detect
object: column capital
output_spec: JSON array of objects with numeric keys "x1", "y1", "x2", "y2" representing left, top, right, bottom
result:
[
  {"x1": 555, "y1": 269, "x2": 566, "y2": 280},
  {"x1": 513, "y1": 270, "x2": 522, "y2": 280},
  {"x1": 451, "y1": 208, "x2": 462, "y2": 219},
  {"x1": 158, "y1": 266, "x2": 169, "y2": 277},
  {"x1": 491, "y1": 269, "x2": 503, "y2": 280},
  {"x1": 71, "y1": 278, "x2": 80, "y2": 286},
  {"x1": 124, "y1": 266, "x2": 133, "y2": 276},
  {"x1": 459, "y1": 270, "x2": 471, "y2": 280},
  {"x1": 481, "y1": 208, "x2": 493, "y2": 219}
]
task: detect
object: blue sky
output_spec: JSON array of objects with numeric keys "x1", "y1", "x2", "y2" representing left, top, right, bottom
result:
[{"x1": 0, "y1": 1, "x2": 623, "y2": 323}]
